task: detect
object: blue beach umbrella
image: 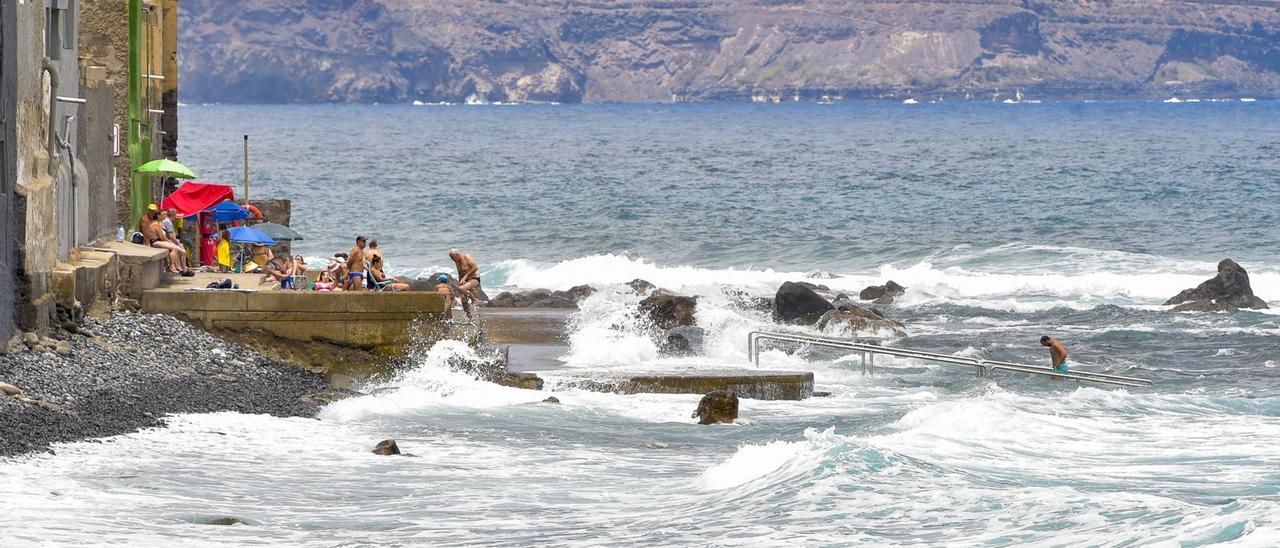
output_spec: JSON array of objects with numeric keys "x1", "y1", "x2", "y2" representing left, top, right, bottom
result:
[
  {"x1": 227, "y1": 226, "x2": 276, "y2": 246},
  {"x1": 207, "y1": 200, "x2": 251, "y2": 223}
]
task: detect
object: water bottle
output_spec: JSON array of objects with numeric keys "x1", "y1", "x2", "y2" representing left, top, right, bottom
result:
[{"x1": 116, "y1": 223, "x2": 126, "y2": 242}]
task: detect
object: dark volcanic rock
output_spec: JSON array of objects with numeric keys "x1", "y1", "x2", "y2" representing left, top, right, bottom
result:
[
  {"x1": 541, "y1": 396, "x2": 561, "y2": 405},
  {"x1": 1165, "y1": 259, "x2": 1268, "y2": 312},
  {"x1": 372, "y1": 439, "x2": 401, "y2": 455},
  {"x1": 660, "y1": 326, "x2": 706, "y2": 357},
  {"x1": 627, "y1": 279, "x2": 656, "y2": 295},
  {"x1": 816, "y1": 306, "x2": 907, "y2": 338},
  {"x1": 639, "y1": 293, "x2": 698, "y2": 330},
  {"x1": 529, "y1": 296, "x2": 578, "y2": 309},
  {"x1": 0, "y1": 313, "x2": 331, "y2": 457},
  {"x1": 773, "y1": 282, "x2": 834, "y2": 326},
  {"x1": 859, "y1": 280, "x2": 906, "y2": 304},
  {"x1": 692, "y1": 391, "x2": 738, "y2": 425},
  {"x1": 553, "y1": 285, "x2": 596, "y2": 301}
]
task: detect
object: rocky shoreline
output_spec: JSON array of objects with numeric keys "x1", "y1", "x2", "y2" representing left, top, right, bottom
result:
[{"x1": 0, "y1": 313, "x2": 335, "y2": 457}]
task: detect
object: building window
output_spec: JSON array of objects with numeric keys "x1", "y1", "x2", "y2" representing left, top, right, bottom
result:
[
  {"x1": 62, "y1": 1, "x2": 77, "y2": 51},
  {"x1": 45, "y1": 8, "x2": 61, "y2": 60}
]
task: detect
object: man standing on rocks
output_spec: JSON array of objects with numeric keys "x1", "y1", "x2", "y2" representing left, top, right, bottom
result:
[
  {"x1": 1040, "y1": 335, "x2": 1069, "y2": 380},
  {"x1": 345, "y1": 236, "x2": 368, "y2": 291},
  {"x1": 450, "y1": 248, "x2": 481, "y2": 317}
]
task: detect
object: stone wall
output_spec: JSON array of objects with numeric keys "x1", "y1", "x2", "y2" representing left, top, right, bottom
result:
[{"x1": 11, "y1": 0, "x2": 57, "y2": 332}]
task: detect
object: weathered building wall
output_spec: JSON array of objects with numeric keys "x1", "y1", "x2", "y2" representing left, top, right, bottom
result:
[
  {"x1": 50, "y1": 0, "x2": 83, "y2": 261},
  {"x1": 79, "y1": 64, "x2": 115, "y2": 241},
  {"x1": 11, "y1": 0, "x2": 57, "y2": 331},
  {"x1": 78, "y1": 0, "x2": 130, "y2": 228},
  {"x1": 1, "y1": 0, "x2": 17, "y2": 344}
]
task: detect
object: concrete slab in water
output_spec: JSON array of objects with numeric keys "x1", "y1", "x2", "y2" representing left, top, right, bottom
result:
[
  {"x1": 479, "y1": 308, "x2": 571, "y2": 345},
  {"x1": 541, "y1": 368, "x2": 814, "y2": 401},
  {"x1": 500, "y1": 343, "x2": 813, "y2": 400},
  {"x1": 505, "y1": 344, "x2": 569, "y2": 373}
]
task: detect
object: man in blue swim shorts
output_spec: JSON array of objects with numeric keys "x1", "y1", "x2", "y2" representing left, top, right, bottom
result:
[{"x1": 1040, "y1": 335, "x2": 1069, "y2": 380}]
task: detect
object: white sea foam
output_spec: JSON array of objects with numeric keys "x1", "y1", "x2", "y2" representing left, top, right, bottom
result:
[
  {"x1": 696, "y1": 426, "x2": 846, "y2": 490},
  {"x1": 485, "y1": 246, "x2": 1280, "y2": 313}
]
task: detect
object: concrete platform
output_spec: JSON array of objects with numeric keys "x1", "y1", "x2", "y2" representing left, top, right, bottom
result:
[
  {"x1": 95, "y1": 241, "x2": 169, "y2": 303},
  {"x1": 141, "y1": 285, "x2": 451, "y2": 375},
  {"x1": 52, "y1": 248, "x2": 119, "y2": 316}
]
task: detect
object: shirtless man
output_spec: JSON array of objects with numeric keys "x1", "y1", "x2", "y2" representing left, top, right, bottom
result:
[
  {"x1": 434, "y1": 274, "x2": 455, "y2": 310},
  {"x1": 160, "y1": 209, "x2": 189, "y2": 271},
  {"x1": 345, "y1": 236, "x2": 368, "y2": 291},
  {"x1": 1040, "y1": 335, "x2": 1070, "y2": 380},
  {"x1": 449, "y1": 248, "x2": 480, "y2": 316},
  {"x1": 146, "y1": 212, "x2": 184, "y2": 273}
]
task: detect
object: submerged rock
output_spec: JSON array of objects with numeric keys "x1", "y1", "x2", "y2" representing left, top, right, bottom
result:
[
  {"x1": 198, "y1": 517, "x2": 247, "y2": 526},
  {"x1": 859, "y1": 280, "x2": 906, "y2": 304},
  {"x1": 692, "y1": 391, "x2": 738, "y2": 425},
  {"x1": 1165, "y1": 259, "x2": 1268, "y2": 312},
  {"x1": 660, "y1": 325, "x2": 706, "y2": 356},
  {"x1": 772, "y1": 282, "x2": 834, "y2": 325},
  {"x1": 639, "y1": 293, "x2": 698, "y2": 329},
  {"x1": 541, "y1": 396, "x2": 561, "y2": 404},
  {"x1": 816, "y1": 307, "x2": 907, "y2": 338},
  {"x1": 372, "y1": 439, "x2": 401, "y2": 455}
]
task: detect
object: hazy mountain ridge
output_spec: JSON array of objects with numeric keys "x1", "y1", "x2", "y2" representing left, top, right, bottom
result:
[{"x1": 180, "y1": 0, "x2": 1280, "y2": 103}]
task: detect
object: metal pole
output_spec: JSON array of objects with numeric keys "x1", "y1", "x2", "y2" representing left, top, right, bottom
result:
[{"x1": 242, "y1": 134, "x2": 249, "y2": 202}]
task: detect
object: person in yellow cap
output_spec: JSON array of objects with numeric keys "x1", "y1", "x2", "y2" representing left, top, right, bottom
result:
[{"x1": 139, "y1": 203, "x2": 160, "y2": 234}]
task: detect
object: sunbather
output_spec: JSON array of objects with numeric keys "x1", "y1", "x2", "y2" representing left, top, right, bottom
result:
[
  {"x1": 160, "y1": 209, "x2": 191, "y2": 272},
  {"x1": 368, "y1": 256, "x2": 409, "y2": 291},
  {"x1": 314, "y1": 270, "x2": 337, "y2": 292},
  {"x1": 263, "y1": 257, "x2": 294, "y2": 289},
  {"x1": 146, "y1": 212, "x2": 186, "y2": 274},
  {"x1": 250, "y1": 244, "x2": 273, "y2": 272}
]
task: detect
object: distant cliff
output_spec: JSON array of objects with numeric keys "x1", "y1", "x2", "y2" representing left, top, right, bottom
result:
[{"x1": 179, "y1": 0, "x2": 1280, "y2": 104}]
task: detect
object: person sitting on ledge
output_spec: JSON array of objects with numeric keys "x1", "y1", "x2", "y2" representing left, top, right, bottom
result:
[
  {"x1": 313, "y1": 270, "x2": 338, "y2": 292},
  {"x1": 368, "y1": 256, "x2": 409, "y2": 291},
  {"x1": 146, "y1": 209, "x2": 187, "y2": 274},
  {"x1": 291, "y1": 254, "x2": 307, "y2": 276}
]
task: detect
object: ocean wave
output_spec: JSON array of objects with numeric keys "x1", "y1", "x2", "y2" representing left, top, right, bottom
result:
[{"x1": 472, "y1": 245, "x2": 1279, "y2": 313}]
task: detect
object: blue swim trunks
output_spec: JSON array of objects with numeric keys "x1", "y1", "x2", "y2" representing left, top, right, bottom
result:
[{"x1": 1054, "y1": 361, "x2": 1069, "y2": 374}]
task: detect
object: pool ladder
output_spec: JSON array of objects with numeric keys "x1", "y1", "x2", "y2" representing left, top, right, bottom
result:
[{"x1": 748, "y1": 331, "x2": 1153, "y2": 388}]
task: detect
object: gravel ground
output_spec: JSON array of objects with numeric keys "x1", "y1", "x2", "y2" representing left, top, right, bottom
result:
[{"x1": 0, "y1": 313, "x2": 336, "y2": 457}]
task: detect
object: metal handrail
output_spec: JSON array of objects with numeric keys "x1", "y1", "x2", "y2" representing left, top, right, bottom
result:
[{"x1": 748, "y1": 331, "x2": 1153, "y2": 388}]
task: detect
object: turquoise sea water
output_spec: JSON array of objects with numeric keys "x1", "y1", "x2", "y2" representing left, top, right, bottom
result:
[{"x1": 3, "y1": 101, "x2": 1280, "y2": 546}]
